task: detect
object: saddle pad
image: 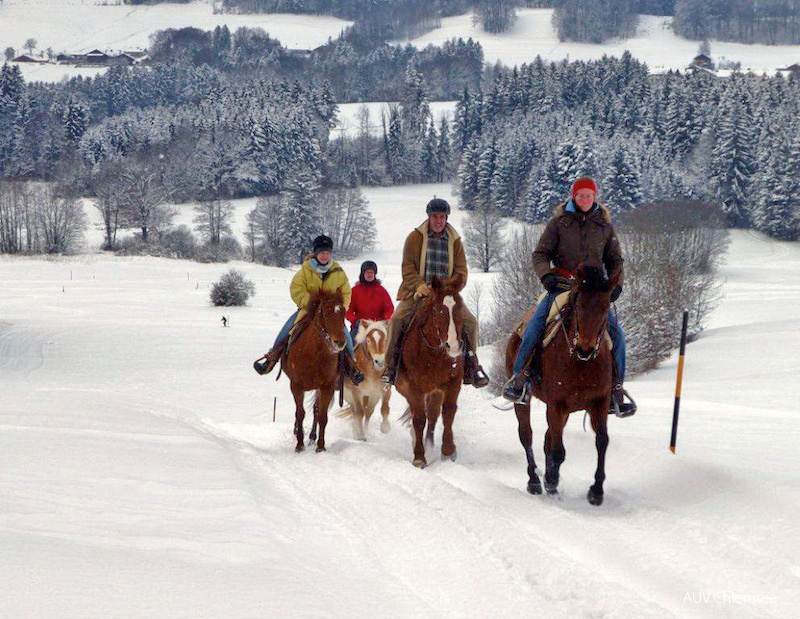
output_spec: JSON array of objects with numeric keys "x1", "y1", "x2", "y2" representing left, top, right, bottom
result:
[{"x1": 514, "y1": 291, "x2": 570, "y2": 338}]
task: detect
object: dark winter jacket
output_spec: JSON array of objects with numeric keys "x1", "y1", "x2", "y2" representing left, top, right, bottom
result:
[
  {"x1": 346, "y1": 281, "x2": 395, "y2": 325},
  {"x1": 533, "y1": 201, "x2": 624, "y2": 285}
]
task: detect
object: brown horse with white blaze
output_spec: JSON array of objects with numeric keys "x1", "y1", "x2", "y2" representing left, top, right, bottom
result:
[
  {"x1": 396, "y1": 275, "x2": 464, "y2": 468},
  {"x1": 505, "y1": 265, "x2": 621, "y2": 505},
  {"x1": 283, "y1": 289, "x2": 346, "y2": 453}
]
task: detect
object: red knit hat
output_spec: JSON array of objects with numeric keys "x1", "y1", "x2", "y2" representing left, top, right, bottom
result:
[{"x1": 571, "y1": 177, "x2": 598, "y2": 198}]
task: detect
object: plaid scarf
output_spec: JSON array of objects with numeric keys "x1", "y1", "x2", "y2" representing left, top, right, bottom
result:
[{"x1": 424, "y1": 229, "x2": 449, "y2": 283}]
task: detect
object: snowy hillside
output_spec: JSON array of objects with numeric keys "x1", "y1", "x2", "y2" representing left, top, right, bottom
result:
[
  {"x1": 407, "y1": 9, "x2": 800, "y2": 74},
  {"x1": 0, "y1": 0, "x2": 351, "y2": 57},
  {"x1": 1, "y1": 183, "x2": 798, "y2": 617}
]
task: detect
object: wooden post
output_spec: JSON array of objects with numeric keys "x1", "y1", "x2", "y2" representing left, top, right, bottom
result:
[
  {"x1": 273, "y1": 396, "x2": 277, "y2": 423},
  {"x1": 670, "y1": 310, "x2": 689, "y2": 454}
]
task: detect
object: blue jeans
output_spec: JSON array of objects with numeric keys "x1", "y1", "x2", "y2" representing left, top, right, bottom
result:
[
  {"x1": 512, "y1": 293, "x2": 626, "y2": 383},
  {"x1": 274, "y1": 310, "x2": 354, "y2": 356}
]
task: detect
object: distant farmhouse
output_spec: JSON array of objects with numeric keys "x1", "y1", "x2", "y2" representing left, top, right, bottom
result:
[{"x1": 54, "y1": 49, "x2": 150, "y2": 66}]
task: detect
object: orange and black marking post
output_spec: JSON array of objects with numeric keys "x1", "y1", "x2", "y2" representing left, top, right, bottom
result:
[{"x1": 670, "y1": 310, "x2": 690, "y2": 454}]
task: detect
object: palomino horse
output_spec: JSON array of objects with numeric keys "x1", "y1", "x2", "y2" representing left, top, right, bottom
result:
[
  {"x1": 283, "y1": 289, "x2": 346, "y2": 453},
  {"x1": 505, "y1": 266, "x2": 621, "y2": 505},
  {"x1": 339, "y1": 320, "x2": 392, "y2": 440},
  {"x1": 396, "y1": 275, "x2": 464, "y2": 468}
]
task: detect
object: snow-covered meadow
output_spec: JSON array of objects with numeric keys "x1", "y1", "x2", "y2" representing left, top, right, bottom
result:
[
  {"x1": 0, "y1": 0, "x2": 351, "y2": 58},
  {"x1": 406, "y1": 9, "x2": 800, "y2": 74},
  {"x1": 1, "y1": 183, "x2": 798, "y2": 617}
]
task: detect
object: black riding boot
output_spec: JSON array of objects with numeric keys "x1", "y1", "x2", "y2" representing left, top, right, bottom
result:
[
  {"x1": 344, "y1": 350, "x2": 365, "y2": 385},
  {"x1": 502, "y1": 371, "x2": 531, "y2": 404},
  {"x1": 463, "y1": 349, "x2": 489, "y2": 388},
  {"x1": 253, "y1": 340, "x2": 287, "y2": 376}
]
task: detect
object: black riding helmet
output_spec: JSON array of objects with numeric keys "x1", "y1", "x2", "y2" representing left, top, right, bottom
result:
[
  {"x1": 426, "y1": 197, "x2": 451, "y2": 215},
  {"x1": 312, "y1": 235, "x2": 333, "y2": 255},
  {"x1": 359, "y1": 260, "x2": 378, "y2": 283}
]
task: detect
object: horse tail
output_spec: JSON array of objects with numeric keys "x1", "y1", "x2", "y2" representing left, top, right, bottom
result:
[
  {"x1": 336, "y1": 404, "x2": 353, "y2": 419},
  {"x1": 398, "y1": 405, "x2": 412, "y2": 427}
]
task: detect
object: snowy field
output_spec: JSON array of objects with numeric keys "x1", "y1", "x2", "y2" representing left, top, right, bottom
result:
[
  {"x1": 10, "y1": 62, "x2": 109, "y2": 84},
  {"x1": 407, "y1": 9, "x2": 800, "y2": 74},
  {"x1": 0, "y1": 0, "x2": 351, "y2": 58},
  {"x1": 2, "y1": 183, "x2": 799, "y2": 617}
]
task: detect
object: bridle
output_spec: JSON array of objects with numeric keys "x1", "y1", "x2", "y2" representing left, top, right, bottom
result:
[
  {"x1": 418, "y1": 299, "x2": 459, "y2": 354},
  {"x1": 557, "y1": 291, "x2": 608, "y2": 361},
  {"x1": 312, "y1": 302, "x2": 344, "y2": 353}
]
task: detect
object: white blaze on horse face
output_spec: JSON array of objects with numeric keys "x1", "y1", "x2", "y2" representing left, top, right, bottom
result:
[{"x1": 442, "y1": 295, "x2": 461, "y2": 358}]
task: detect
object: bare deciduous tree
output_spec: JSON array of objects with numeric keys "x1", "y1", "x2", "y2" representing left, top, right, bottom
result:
[
  {"x1": 248, "y1": 193, "x2": 287, "y2": 267},
  {"x1": 118, "y1": 164, "x2": 174, "y2": 244},
  {"x1": 89, "y1": 162, "x2": 124, "y2": 251},
  {"x1": 463, "y1": 201, "x2": 506, "y2": 272},
  {"x1": 318, "y1": 186, "x2": 376, "y2": 259}
]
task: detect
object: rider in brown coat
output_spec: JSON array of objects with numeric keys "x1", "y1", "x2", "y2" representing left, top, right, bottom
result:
[{"x1": 382, "y1": 198, "x2": 489, "y2": 388}]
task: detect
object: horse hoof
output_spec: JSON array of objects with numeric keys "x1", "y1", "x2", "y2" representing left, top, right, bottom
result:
[
  {"x1": 380, "y1": 421, "x2": 390, "y2": 434},
  {"x1": 315, "y1": 446, "x2": 326, "y2": 453},
  {"x1": 544, "y1": 481, "x2": 558, "y2": 495},
  {"x1": 527, "y1": 478, "x2": 543, "y2": 495},
  {"x1": 442, "y1": 449, "x2": 457, "y2": 462},
  {"x1": 295, "y1": 445, "x2": 304, "y2": 453},
  {"x1": 412, "y1": 458, "x2": 427, "y2": 469},
  {"x1": 309, "y1": 432, "x2": 317, "y2": 441},
  {"x1": 587, "y1": 488, "x2": 604, "y2": 506}
]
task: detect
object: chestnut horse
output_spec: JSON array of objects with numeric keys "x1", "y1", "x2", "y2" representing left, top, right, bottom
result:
[
  {"x1": 396, "y1": 275, "x2": 464, "y2": 468},
  {"x1": 283, "y1": 289, "x2": 346, "y2": 453},
  {"x1": 505, "y1": 266, "x2": 621, "y2": 505},
  {"x1": 339, "y1": 319, "x2": 392, "y2": 440}
]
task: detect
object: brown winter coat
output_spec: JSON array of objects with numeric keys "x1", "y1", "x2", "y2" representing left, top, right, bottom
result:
[
  {"x1": 533, "y1": 202, "x2": 624, "y2": 285},
  {"x1": 397, "y1": 221, "x2": 468, "y2": 300}
]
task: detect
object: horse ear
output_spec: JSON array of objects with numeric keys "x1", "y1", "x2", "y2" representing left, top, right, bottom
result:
[{"x1": 431, "y1": 276, "x2": 442, "y2": 292}]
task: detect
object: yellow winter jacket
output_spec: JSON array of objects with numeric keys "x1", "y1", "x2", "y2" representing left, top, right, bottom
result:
[{"x1": 290, "y1": 256, "x2": 352, "y2": 324}]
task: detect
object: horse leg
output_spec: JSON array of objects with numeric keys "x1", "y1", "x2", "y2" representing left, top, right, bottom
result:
[
  {"x1": 408, "y1": 395, "x2": 427, "y2": 468},
  {"x1": 380, "y1": 385, "x2": 391, "y2": 434},
  {"x1": 543, "y1": 405, "x2": 567, "y2": 495},
  {"x1": 361, "y1": 394, "x2": 373, "y2": 440},
  {"x1": 425, "y1": 392, "x2": 441, "y2": 448},
  {"x1": 309, "y1": 394, "x2": 318, "y2": 443},
  {"x1": 291, "y1": 382, "x2": 306, "y2": 453},
  {"x1": 587, "y1": 401, "x2": 610, "y2": 506},
  {"x1": 315, "y1": 387, "x2": 334, "y2": 453},
  {"x1": 440, "y1": 386, "x2": 459, "y2": 462},
  {"x1": 352, "y1": 395, "x2": 367, "y2": 441},
  {"x1": 515, "y1": 401, "x2": 542, "y2": 494}
]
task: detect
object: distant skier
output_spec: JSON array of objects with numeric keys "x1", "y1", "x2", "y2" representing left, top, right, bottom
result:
[{"x1": 221, "y1": 316, "x2": 228, "y2": 328}]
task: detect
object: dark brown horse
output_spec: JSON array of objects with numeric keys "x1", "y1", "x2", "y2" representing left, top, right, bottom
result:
[
  {"x1": 396, "y1": 275, "x2": 464, "y2": 468},
  {"x1": 505, "y1": 266, "x2": 621, "y2": 505},
  {"x1": 283, "y1": 289, "x2": 346, "y2": 453}
]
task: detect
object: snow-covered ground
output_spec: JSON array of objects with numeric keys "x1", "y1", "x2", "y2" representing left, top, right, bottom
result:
[
  {"x1": 406, "y1": 9, "x2": 800, "y2": 74},
  {"x1": 332, "y1": 101, "x2": 457, "y2": 139},
  {"x1": 2, "y1": 183, "x2": 798, "y2": 617},
  {"x1": 10, "y1": 62, "x2": 109, "y2": 84},
  {"x1": 0, "y1": 0, "x2": 351, "y2": 58}
]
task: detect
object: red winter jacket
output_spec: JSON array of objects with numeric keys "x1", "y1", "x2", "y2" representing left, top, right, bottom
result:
[{"x1": 346, "y1": 281, "x2": 394, "y2": 325}]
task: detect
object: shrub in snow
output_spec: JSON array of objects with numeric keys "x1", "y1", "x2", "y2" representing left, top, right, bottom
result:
[
  {"x1": 210, "y1": 269, "x2": 255, "y2": 307},
  {"x1": 485, "y1": 200, "x2": 729, "y2": 390}
]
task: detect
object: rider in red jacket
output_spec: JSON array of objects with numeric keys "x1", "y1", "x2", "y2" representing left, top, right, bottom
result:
[{"x1": 347, "y1": 261, "x2": 394, "y2": 334}]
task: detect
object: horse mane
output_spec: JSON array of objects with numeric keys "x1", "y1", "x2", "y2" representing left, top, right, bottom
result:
[
  {"x1": 355, "y1": 320, "x2": 387, "y2": 346},
  {"x1": 305, "y1": 288, "x2": 340, "y2": 319},
  {"x1": 577, "y1": 266, "x2": 611, "y2": 294}
]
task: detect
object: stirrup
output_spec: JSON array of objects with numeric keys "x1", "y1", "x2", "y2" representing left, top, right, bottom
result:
[
  {"x1": 611, "y1": 387, "x2": 637, "y2": 418},
  {"x1": 502, "y1": 374, "x2": 530, "y2": 405},
  {"x1": 472, "y1": 366, "x2": 490, "y2": 389}
]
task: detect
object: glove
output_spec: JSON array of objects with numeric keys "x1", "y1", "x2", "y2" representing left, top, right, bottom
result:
[
  {"x1": 541, "y1": 274, "x2": 561, "y2": 293},
  {"x1": 610, "y1": 284, "x2": 622, "y2": 302},
  {"x1": 414, "y1": 282, "x2": 432, "y2": 299}
]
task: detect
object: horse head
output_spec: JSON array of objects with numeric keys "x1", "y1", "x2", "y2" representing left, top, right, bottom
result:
[
  {"x1": 569, "y1": 265, "x2": 619, "y2": 361},
  {"x1": 308, "y1": 288, "x2": 347, "y2": 354},
  {"x1": 419, "y1": 275, "x2": 464, "y2": 358},
  {"x1": 355, "y1": 319, "x2": 389, "y2": 371}
]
